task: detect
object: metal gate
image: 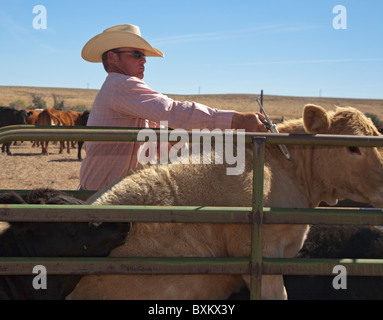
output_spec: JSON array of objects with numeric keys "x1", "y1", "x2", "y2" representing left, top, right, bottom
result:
[{"x1": 1, "y1": 125, "x2": 383, "y2": 300}]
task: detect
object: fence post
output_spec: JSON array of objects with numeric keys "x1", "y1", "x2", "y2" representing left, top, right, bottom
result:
[{"x1": 250, "y1": 137, "x2": 266, "y2": 300}]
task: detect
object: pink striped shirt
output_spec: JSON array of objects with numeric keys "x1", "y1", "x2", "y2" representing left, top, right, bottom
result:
[{"x1": 80, "y1": 72, "x2": 234, "y2": 190}]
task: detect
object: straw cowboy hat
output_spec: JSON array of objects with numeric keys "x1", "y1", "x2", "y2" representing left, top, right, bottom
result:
[{"x1": 82, "y1": 24, "x2": 164, "y2": 62}]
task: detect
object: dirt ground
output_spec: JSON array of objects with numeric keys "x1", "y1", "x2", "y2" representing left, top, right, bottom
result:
[{"x1": 0, "y1": 141, "x2": 83, "y2": 191}]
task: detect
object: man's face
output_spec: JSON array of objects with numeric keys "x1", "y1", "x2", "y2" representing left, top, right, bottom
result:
[{"x1": 108, "y1": 47, "x2": 146, "y2": 79}]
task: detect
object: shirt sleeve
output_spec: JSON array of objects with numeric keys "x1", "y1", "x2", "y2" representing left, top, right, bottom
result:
[{"x1": 111, "y1": 76, "x2": 234, "y2": 130}]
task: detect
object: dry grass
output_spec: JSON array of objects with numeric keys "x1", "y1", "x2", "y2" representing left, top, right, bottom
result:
[
  {"x1": 168, "y1": 93, "x2": 383, "y2": 121},
  {"x1": 0, "y1": 86, "x2": 98, "y2": 109},
  {"x1": 0, "y1": 85, "x2": 382, "y2": 191},
  {"x1": 1, "y1": 85, "x2": 383, "y2": 120}
]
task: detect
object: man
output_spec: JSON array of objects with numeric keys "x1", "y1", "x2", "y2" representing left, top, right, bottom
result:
[{"x1": 80, "y1": 24, "x2": 267, "y2": 191}]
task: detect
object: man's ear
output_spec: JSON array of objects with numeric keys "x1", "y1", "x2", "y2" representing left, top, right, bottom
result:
[
  {"x1": 303, "y1": 104, "x2": 330, "y2": 134},
  {"x1": 107, "y1": 51, "x2": 117, "y2": 62}
]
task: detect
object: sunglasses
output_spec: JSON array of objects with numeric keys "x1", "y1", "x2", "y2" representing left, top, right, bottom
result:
[{"x1": 112, "y1": 50, "x2": 146, "y2": 59}]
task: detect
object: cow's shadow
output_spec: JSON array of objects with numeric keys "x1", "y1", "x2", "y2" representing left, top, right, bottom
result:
[
  {"x1": 49, "y1": 158, "x2": 80, "y2": 163},
  {"x1": 4, "y1": 153, "x2": 40, "y2": 157}
]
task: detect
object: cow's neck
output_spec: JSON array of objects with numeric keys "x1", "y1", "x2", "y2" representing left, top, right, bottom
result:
[
  {"x1": 264, "y1": 135, "x2": 337, "y2": 209},
  {"x1": 265, "y1": 146, "x2": 313, "y2": 208}
]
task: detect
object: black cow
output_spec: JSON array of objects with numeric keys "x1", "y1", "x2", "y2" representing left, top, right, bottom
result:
[
  {"x1": 283, "y1": 225, "x2": 383, "y2": 300},
  {"x1": 0, "y1": 107, "x2": 30, "y2": 155},
  {"x1": 0, "y1": 188, "x2": 131, "y2": 299},
  {"x1": 75, "y1": 110, "x2": 90, "y2": 160},
  {"x1": 229, "y1": 225, "x2": 383, "y2": 300}
]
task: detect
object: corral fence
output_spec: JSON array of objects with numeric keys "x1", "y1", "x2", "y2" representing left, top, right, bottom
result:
[{"x1": 1, "y1": 124, "x2": 383, "y2": 300}]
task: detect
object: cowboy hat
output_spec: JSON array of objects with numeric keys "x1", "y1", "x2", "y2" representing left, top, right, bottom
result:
[{"x1": 82, "y1": 24, "x2": 164, "y2": 62}]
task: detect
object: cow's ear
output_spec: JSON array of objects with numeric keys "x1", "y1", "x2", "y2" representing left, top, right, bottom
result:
[{"x1": 303, "y1": 104, "x2": 330, "y2": 134}]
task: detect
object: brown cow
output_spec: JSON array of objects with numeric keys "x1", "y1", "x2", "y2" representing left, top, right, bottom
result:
[
  {"x1": 55, "y1": 110, "x2": 83, "y2": 154},
  {"x1": 25, "y1": 109, "x2": 43, "y2": 148},
  {"x1": 25, "y1": 109, "x2": 43, "y2": 125},
  {"x1": 36, "y1": 109, "x2": 63, "y2": 155},
  {"x1": 35, "y1": 109, "x2": 83, "y2": 155}
]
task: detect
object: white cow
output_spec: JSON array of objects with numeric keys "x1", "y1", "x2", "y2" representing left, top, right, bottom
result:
[{"x1": 67, "y1": 104, "x2": 383, "y2": 300}]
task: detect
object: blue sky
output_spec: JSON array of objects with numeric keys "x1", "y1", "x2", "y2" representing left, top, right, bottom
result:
[{"x1": 0, "y1": 0, "x2": 382, "y2": 99}]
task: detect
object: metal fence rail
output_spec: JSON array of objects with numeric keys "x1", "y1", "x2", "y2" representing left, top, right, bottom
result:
[{"x1": 1, "y1": 125, "x2": 383, "y2": 300}]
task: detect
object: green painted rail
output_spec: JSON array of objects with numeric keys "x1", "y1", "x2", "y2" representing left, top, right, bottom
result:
[
  {"x1": 1, "y1": 257, "x2": 382, "y2": 277},
  {"x1": 1, "y1": 125, "x2": 383, "y2": 300},
  {"x1": 2, "y1": 124, "x2": 383, "y2": 146},
  {"x1": 1, "y1": 204, "x2": 383, "y2": 224}
]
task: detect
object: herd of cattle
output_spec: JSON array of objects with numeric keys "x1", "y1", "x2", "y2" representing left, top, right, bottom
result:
[{"x1": 0, "y1": 106, "x2": 89, "y2": 159}]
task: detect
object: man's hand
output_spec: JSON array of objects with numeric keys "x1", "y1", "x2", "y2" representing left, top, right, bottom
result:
[{"x1": 231, "y1": 111, "x2": 268, "y2": 132}]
